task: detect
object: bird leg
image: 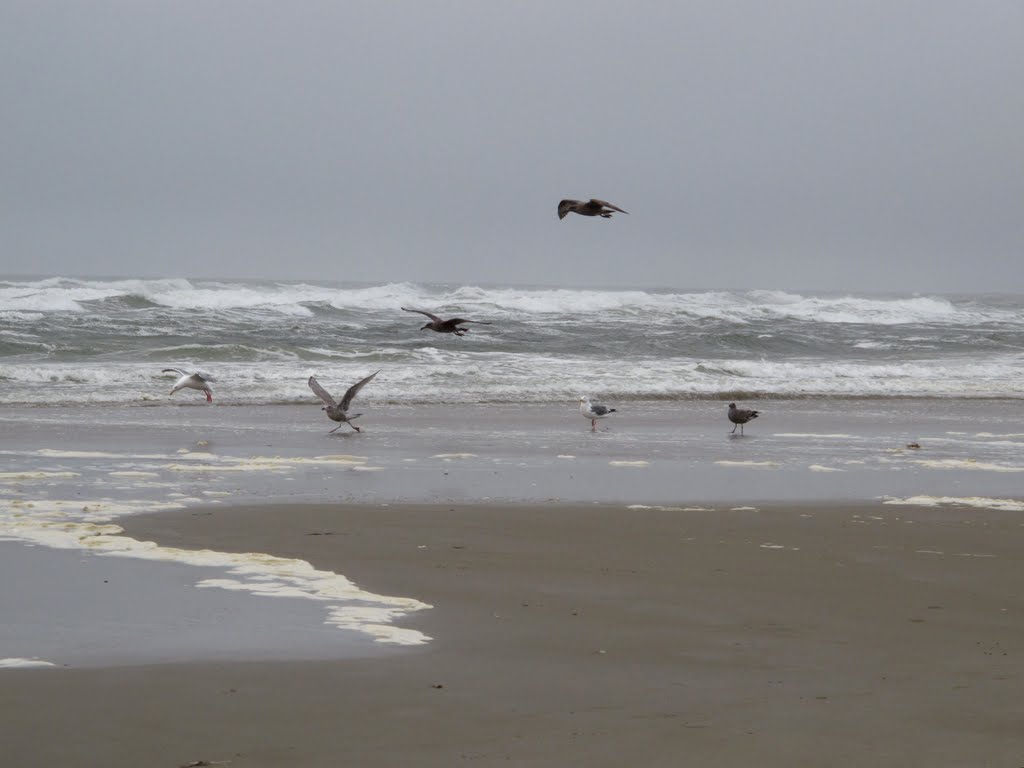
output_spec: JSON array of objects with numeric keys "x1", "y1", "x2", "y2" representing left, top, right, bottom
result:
[
  {"x1": 204, "y1": 389, "x2": 213, "y2": 403},
  {"x1": 731, "y1": 423, "x2": 738, "y2": 433},
  {"x1": 591, "y1": 419, "x2": 597, "y2": 431}
]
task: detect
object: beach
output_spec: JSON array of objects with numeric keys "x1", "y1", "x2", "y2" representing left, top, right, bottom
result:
[
  {"x1": 2, "y1": 399, "x2": 1023, "y2": 765},
  {"x1": 4, "y1": 500, "x2": 1023, "y2": 766}
]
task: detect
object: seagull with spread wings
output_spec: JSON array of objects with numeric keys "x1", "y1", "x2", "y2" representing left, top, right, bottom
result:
[
  {"x1": 557, "y1": 198, "x2": 628, "y2": 220},
  {"x1": 308, "y1": 371, "x2": 379, "y2": 433},
  {"x1": 401, "y1": 307, "x2": 492, "y2": 336},
  {"x1": 162, "y1": 368, "x2": 214, "y2": 403}
]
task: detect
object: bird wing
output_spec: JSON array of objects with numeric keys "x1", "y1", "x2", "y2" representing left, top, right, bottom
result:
[
  {"x1": 451, "y1": 318, "x2": 492, "y2": 325},
  {"x1": 162, "y1": 368, "x2": 189, "y2": 377},
  {"x1": 557, "y1": 200, "x2": 577, "y2": 219},
  {"x1": 402, "y1": 307, "x2": 441, "y2": 322},
  {"x1": 308, "y1": 376, "x2": 337, "y2": 407},
  {"x1": 590, "y1": 199, "x2": 628, "y2": 214},
  {"x1": 590, "y1": 403, "x2": 612, "y2": 416},
  {"x1": 340, "y1": 370, "x2": 380, "y2": 411}
]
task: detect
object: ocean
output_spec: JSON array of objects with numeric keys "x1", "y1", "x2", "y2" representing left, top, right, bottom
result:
[{"x1": 3, "y1": 276, "x2": 1024, "y2": 405}]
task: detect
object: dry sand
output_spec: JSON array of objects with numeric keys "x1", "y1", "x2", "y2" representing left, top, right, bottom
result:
[{"x1": 4, "y1": 501, "x2": 1023, "y2": 767}]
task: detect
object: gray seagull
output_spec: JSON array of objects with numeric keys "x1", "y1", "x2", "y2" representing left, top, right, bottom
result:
[
  {"x1": 308, "y1": 371, "x2": 379, "y2": 433},
  {"x1": 162, "y1": 368, "x2": 214, "y2": 403},
  {"x1": 728, "y1": 403, "x2": 760, "y2": 435},
  {"x1": 401, "y1": 307, "x2": 492, "y2": 336},
  {"x1": 557, "y1": 198, "x2": 628, "y2": 220}
]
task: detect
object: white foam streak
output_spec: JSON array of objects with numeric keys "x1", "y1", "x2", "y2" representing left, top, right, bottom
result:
[
  {"x1": 883, "y1": 496, "x2": 1024, "y2": 512},
  {"x1": 0, "y1": 658, "x2": 57, "y2": 669},
  {"x1": 3, "y1": 278, "x2": 1022, "y2": 326},
  {"x1": 0, "y1": 496, "x2": 431, "y2": 645},
  {"x1": 4, "y1": 353, "x2": 1024, "y2": 404}
]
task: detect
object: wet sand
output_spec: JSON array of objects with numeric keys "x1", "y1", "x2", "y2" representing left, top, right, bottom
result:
[{"x1": 4, "y1": 500, "x2": 1023, "y2": 767}]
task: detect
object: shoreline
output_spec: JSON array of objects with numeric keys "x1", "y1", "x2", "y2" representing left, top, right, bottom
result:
[{"x1": 5, "y1": 499, "x2": 1022, "y2": 766}]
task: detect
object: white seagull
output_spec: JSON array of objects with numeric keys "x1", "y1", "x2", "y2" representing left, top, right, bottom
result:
[
  {"x1": 162, "y1": 368, "x2": 214, "y2": 403},
  {"x1": 579, "y1": 396, "x2": 616, "y2": 431},
  {"x1": 308, "y1": 371, "x2": 380, "y2": 433}
]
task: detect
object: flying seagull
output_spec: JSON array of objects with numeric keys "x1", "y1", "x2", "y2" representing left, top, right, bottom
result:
[
  {"x1": 557, "y1": 198, "x2": 628, "y2": 220},
  {"x1": 728, "y1": 403, "x2": 760, "y2": 435},
  {"x1": 579, "y1": 396, "x2": 616, "y2": 431},
  {"x1": 308, "y1": 371, "x2": 379, "y2": 433},
  {"x1": 401, "y1": 307, "x2": 492, "y2": 336},
  {"x1": 162, "y1": 368, "x2": 214, "y2": 403}
]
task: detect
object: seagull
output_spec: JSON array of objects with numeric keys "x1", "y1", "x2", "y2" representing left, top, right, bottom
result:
[
  {"x1": 579, "y1": 396, "x2": 616, "y2": 431},
  {"x1": 162, "y1": 368, "x2": 214, "y2": 403},
  {"x1": 308, "y1": 371, "x2": 379, "y2": 433},
  {"x1": 401, "y1": 307, "x2": 492, "y2": 336},
  {"x1": 728, "y1": 403, "x2": 760, "y2": 435},
  {"x1": 557, "y1": 198, "x2": 628, "y2": 220}
]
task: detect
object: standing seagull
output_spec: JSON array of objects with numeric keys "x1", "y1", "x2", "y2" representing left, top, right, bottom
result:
[
  {"x1": 401, "y1": 307, "x2": 492, "y2": 336},
  {"x1": 728, "y1": 403, "x2": 760, "y2": 435},
  {"x1": 308, "y1": 371, "x2": 379, "y2": 433},
  {"x1": 162, "y1": 368, "x2": 214, "y2": 403},
  {"x1": 557, "y1": 198, "x2": 628, "y2": 220},
  {"x1": 579, "y1": 396, "x2": 616, "y2": 431}
]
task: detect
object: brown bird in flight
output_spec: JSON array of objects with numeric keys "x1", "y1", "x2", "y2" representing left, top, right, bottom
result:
[
  {"x1": 401, "y1": 307, "x2": 492, "y2": 336},
  {"x1": 308, "y1": 371, "x2": 379, "y2": 433},
  {"x1": 557, "y1": 198, "x2": 628, "y2": 220}
]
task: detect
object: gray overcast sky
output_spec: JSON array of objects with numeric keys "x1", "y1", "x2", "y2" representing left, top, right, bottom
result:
[{"x1": 1, "y1": 1, "x2": 1022, "y2": 292}]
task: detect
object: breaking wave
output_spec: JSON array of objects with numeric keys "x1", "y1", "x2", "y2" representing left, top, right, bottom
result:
[{"x1": 2, "y1": 277, "x2": 1022, "y2": 404}]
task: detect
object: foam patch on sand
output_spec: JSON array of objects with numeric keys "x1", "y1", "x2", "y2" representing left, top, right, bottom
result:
[
  {"x1": 882, "y1": 495, "x2": 1024, "y2": 512},
  {"x1": 911, "y1": 459, "x2": 1024, "y2": 473},
  {"x1": 774, "y1": 433, "x2": 857, "y2": 439},
  {"x1": 0, "y1": 496, "x2": 431, "y2": 645},
  {"x1": 166, "y1": 454, "x2": 371, "y2": 473},
  {"x1": 715, "y1": 460, "x2": 781, "y2": 468},
  {"x1": 0, "y1": 658, "x2": 56, "y2": 669},
  {"x1": 0, "y1": 471, "x2": 80, "y2": 481},
  {"x1": 609, "y1": 460, "x2": 649, "y2": 467},
  {"x1": 627, "y1": 504, "x2": 687, "y2": 511}
]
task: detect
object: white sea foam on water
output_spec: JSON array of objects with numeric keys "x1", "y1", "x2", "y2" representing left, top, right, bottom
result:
[
  {"x1": 0, "y1": 471, "x2": 80, "y2": 481},
  {"x1": 609, "y1": 460, "x2": 649, "y2": 467},
  {"x1": 911, "y1": 459, "x2": 1024, "y2": 473},
  {"x1": 0, "y1": 658, "x2": 57, "y2": 669},
  {"x1": 0, "y1": 493, "x2": 431, "y2": 645},
  {"x1": 808, "y1": 465, "x2": 845, "y2": 472},
  {"x1": 715, "y1": 460, "x2": 781, "y2": 468},
  {"x1": 882, "y1": 496, "x2": 1024, "y2": 512}
]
